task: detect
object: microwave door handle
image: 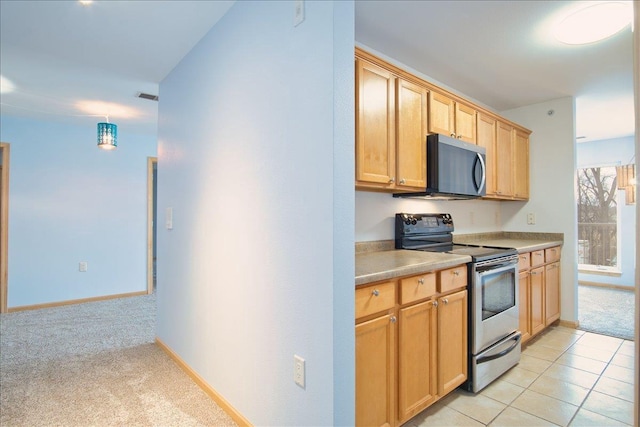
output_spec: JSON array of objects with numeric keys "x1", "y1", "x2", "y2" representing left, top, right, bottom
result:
[{"x1": 475, "y1": 152, "x2": 486, "y2": 194}]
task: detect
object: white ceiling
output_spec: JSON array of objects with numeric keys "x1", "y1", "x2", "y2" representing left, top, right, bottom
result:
[
  {"x1": 0, "y1": 1, "x2": 635, "y2": 142},
  {"x1": 0, "y1": 0, "x2": 235, "y2": 135}
]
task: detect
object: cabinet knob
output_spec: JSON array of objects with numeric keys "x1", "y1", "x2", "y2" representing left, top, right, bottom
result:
[
  {"x1": 389, "y1": 178, "x2": 395, "y2": 184},
  {"x1": 372, "y1": 289, "x2": 380, "y2": 297},
  {"x1": 400, "y1": 178, "x2": 406, "y2": 184},
  {"x1": 390, "y1": 316, "x2": 397, "y2": 323},
  {"x1": 450, "y1": 133, "x2": 456, "y2": 137},
  {"x1": 453, "y1": 270, "x2": 460, "y2": 276},
  {"x1": 443, "y1": 298, "x2": 449, "y2": 304},
  {"x1": 457, "y1": 135, "x2": 462, "y2": 139},
  {"x1": 418, "y1": 278, "x2": 424, "y2": 285},
  {"x1": 433, "y1": 300, "x2": 438, "y2": 307}
]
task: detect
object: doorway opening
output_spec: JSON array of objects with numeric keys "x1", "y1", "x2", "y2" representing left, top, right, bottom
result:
[
  {"x1": 0, "y1": 143, "x2": 9, "y2": 313},
  {"x1": 576, "y1": 140, "x2": 636, "y2": 340},
  {"x1": 147, "y1": 157, "x2": 158, "y2": 294}
]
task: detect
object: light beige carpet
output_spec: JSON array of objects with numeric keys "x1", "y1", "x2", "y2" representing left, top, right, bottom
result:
[{"x1": 0, "y1": 293, "x2": 237, "y2": 427}]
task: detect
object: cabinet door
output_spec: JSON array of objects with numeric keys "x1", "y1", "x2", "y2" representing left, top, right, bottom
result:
[
  {"x1": 545, "y1": 262, "x2": 561, "y2": 325},
  {"x1": 513, "y1": 129, "x2": 530, "y2": 199},
  {"x1": 530, "y1": 267, "x2": 545, "y2": 336},
  {"x1": 518, "y1": 271, "x2": 532, "y2": 344},
  {"x1": 396, "y1": 79, "x2": 427, "y2": 190},
  {"x1": 428, "y1": 91, "x2": 455, "y2": 137},
  {"x1": 437, "y1": 290, "x2": 468, "y2": 396},
  {"x1": 476, "y1": 113, "x2": 497, "y2": 197},
  {"x1": 356, "y1": 314, "x2": 395, "y2": 427},
  {"x1": 356, "y1": 59, "x2": 396, "y2": 187},
  {"x1": 495, "y1": 121, "x2": 514, "y2": 198},
  {"x1": 398, "y1": 300, "x2": 437, "y2": 423},
  {"x1": 455, "y1": 102, "x2": 477, "y2": 143}
]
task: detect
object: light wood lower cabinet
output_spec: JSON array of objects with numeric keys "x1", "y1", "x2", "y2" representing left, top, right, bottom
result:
[
  {"x1": 356, "y1": 269, "x2": 468, "y2": 427},
  {"x1": 356, "y1": 313, "x2": 396, "y2": 427},
  {"x1": 518, "y1": 270, "x2": 532, "y2": 343},
  {"x1": 398, "y1": 300, "x2": 437, "y2": 422},
  {"x1": 530, "y1": 266, "x2": 546, "y2": 336},
  {"x1": 437, "y1": 290, "x2": 468, "y2": 396},
  {"x1": 518, "y1": 246, "x2": 562, "y2": 344},
  {"x1": 545, "y1": 262, "x2": 561, "y2": 325}
]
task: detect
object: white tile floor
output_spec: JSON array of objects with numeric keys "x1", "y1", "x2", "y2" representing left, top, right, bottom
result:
[{"x1": 403, "y1": 325, "x2": 635, "y2": 426}]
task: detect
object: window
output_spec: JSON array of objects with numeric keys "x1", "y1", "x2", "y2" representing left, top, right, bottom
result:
[{"x1": 577, "y1": 165, "x2": 619, "y2": 271}]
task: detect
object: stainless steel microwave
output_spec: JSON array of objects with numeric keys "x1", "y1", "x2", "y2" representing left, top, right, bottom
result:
[{"x1": 394, "y1": 133, "x2": 486, "y2": 199}]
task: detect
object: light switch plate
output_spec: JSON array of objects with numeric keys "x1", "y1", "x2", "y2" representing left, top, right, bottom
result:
[
  {"x1": 294, "y1": 354, "x2": 305, "y2": 388},
  {"x1": 293, "y1": 0, "x2": 304, "y2": 26}
]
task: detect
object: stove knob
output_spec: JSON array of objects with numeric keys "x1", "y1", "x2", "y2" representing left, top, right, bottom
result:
[{"x1": 411, "y1": 219, "x2": 417, "y2": 225}]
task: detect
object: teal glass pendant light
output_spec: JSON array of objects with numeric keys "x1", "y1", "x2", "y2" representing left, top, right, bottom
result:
[{"x1": 97, "y1": 120, "x2": 117, "y2": 150}]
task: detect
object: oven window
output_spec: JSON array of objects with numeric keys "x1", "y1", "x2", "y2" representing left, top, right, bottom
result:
[{"x1": 481, "y1": 269, "x2": 516, "y2": 320}]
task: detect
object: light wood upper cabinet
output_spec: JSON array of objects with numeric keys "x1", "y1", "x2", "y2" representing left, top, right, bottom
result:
[
  {"x1": 396, "y1": 78, "x2": 427, "y2": 189},
  {"x1": 437, "y1": 289, "x2": 468, "y2": 396},
  {"x1": 355, "y1": 58, "x2": 426, "y2": 192},
  {"x1": 428, "y1": 91, "x2": 476, "y2": 143},
  {"x1": 354, "y1": 48, "x2": 530, "y2": 199},
  {"x1": 476, "y1": 113, "x2": 497, "y2": 197},
  {"x1": 356, "y1": 313, "x2": 395, "y2": 427},
  {"x1": 455, "y1": 102, "x2": 477, "y2": 143},
  {"x1": 495, "y1": 120, "x2": 514, "y2": 197},
  {"x1": 513, "y1": 128, "x2": 530, "y2": 200},
  {"x1": 427, "y1": 91, "x2": 454, "y2": 137},
  {"x1": 355, "y1": 59, "x2": 396, "y2": 188}
]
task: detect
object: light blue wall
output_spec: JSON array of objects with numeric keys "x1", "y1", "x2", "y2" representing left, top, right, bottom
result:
[
  {"x1": 501, "y1": 97, "x2": 579, "y2": 323},
  {"x1": 0, "y1": 115, "x2": 157, "y2": 307},
  {"x1": 577, "y1": 136, "x2": 636, "y2": 287},
  {"x1": 155, "y1": 1, "x2": 354, "y2": 425}
]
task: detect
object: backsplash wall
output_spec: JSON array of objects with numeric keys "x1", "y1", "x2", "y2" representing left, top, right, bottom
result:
[{"x1": 355, "y1": 191, "x2": 504, "y2": 242}]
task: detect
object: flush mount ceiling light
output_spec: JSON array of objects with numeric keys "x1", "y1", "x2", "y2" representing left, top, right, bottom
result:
[
  {"x1": 554, "y1": 1, "x2": 632, "y2": 45},
  {"x1": 97, "y1": 118, "x2": 117, "y2": 150}
]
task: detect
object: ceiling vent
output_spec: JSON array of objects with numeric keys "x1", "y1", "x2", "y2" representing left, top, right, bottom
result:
[{"x1": 136, "y1": 92, "x2": 159, "y2": 101}]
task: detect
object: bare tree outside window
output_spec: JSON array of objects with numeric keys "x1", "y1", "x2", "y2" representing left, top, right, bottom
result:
[{"x1": 577, "y1": 166, "x2": 618, "y2": 268}]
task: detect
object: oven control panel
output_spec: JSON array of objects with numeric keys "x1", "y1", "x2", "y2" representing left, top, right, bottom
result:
[{"x1": 395, "y1": 213, "x2": 454, "y2": 235}]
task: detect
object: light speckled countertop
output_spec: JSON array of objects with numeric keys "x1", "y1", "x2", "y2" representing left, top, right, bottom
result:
[
  {"x1": 453, "y1": 232, "x2": 563, "y2": 254},
  {"x1": 459, "y1": 238, "x2": 562, "y2": 253},
  {"x1": 355, "y1": 232, "x2": 563, "y2": 287},
  {"x1": 355, "y1": 250, "x2": 471, "y2": 286}
]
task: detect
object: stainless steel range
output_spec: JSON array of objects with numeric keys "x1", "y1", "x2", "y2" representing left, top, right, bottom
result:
[{"x1": 395, "y1": 213, "x2": 522, "y2": 393}]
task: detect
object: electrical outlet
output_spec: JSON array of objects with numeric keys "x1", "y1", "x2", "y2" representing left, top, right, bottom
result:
[
  {"x1": 294, "y1": 354, "x2": 305, "y2": 388},
  {"x1": 293, "y1": 0, "x2": 305, "y2": 26},
  {"x1": 79, "y1": 262, "x2": 88, "y2": 272},
  {"x1": 527, "y1": 213, "x2": 536, "y2": 225}
]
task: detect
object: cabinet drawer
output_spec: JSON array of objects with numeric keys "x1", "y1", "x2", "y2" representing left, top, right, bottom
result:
[
  {"x1": 400, "y1": 273, "x2": 436, "y2": 305},
  {"x1": 531, "y1": 250, "x2": 545, "y2": 267},
  {"x1": 545, "y1": 246, "x2": 560, "y2": 263},
  {"x1": 518, "y1": 253, "x2": 530, "y2": 271},
  {"x1": 356, "y1": 282, "x2": 396, "y2": 319},
  {"x1": 438, "y1": 265, "x2": 467, "y2": 293}
]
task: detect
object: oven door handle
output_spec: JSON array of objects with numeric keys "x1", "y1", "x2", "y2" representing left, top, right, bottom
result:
[
  {"x1": 477, "y1": 333, "x2": 521, "y2": 365},
  {"x1": 476, "y1": 261, "x2": 517, "y2": 276}
]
